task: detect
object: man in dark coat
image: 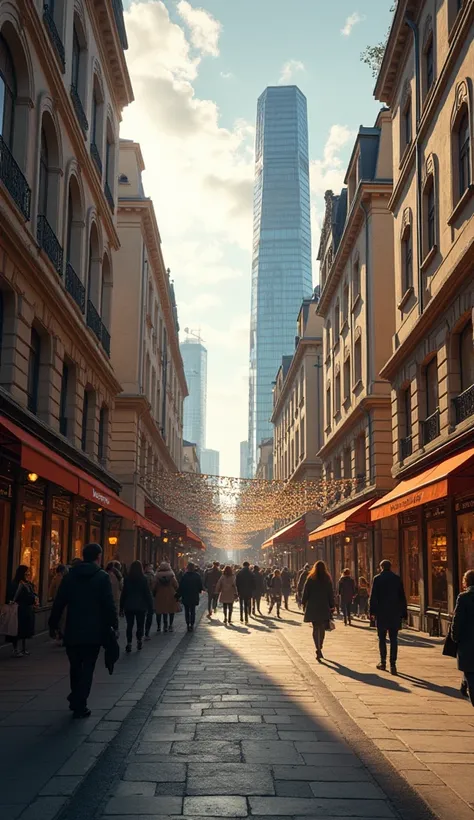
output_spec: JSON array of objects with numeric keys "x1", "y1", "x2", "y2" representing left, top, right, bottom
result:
[
  {"x1": 281, "y1": 567, "x2": 292, "y2": 610},
  {"x1": 370, "y1": 559, "x2": 407, "y2": 675},
  {"x1": 252, "y1": 565, "x2": 265, "y2": 615},
  {"x1": 236, "y1": 562, "x2": 256, "y2": 623},
  {"x1": 204, "y1": 561, "x2": 222, "y2": 618},
  {"x1": 451, "y1": 569, "x2": 474, "y2": 706},
  {"x1": 49, "y1": 543, "x2": 118, "y2": 718},
  {"x1": 296, "y1": 564, "x2": 310, "y2": 606},
  {"x1": 178, "y1": 563, "x2": 203, "y2": 631},
  {"x1": 338, "y1": 568, "x2": 356, "y2": 626}
]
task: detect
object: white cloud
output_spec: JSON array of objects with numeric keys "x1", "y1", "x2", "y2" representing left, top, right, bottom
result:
[
  {"x1": 176, "y1": 0, "x2": 221, "y2": 56},
  {"x1": 341, "y1": 11, "x2": 364, "y2": 36},
  {"x1": 220, "y1": 71, "x2": 233, "y2": 80},
  {"x1": 278, "y1": 59, "x2": 306, "y2": 85}
]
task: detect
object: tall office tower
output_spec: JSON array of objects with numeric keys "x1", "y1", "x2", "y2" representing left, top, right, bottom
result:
[
  {"x1": 201, "y1": 448, "x2": 220, "y2": 476},
  {"x1": 247, "y1": 86, "x2": 313, "y2": 475},
  {"x1": 240, "y1": 441, "x2": 249, "y2": 479},
  {"x1": 180, "y1": 337, "x2": 207, "y2": 453}
]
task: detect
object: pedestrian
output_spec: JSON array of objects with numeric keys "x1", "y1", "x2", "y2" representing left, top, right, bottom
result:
[
  {"x1": 143, "y1": 563, "x2": 156, "y2": 640},
  {"x1": 48, "y1": 543, "x2": 118, "y2": 718},
  {"x1": 296, "y1": 563, "x2": 310, "y2": 608},
  {"x1": 268, "y1": 569, "x2": 283, "y2": 618},
  {"x1": 204, "y1": 561, "x2": 222, "y2": 619},
  {"x1": 120, "y1": 560, "x2": 154, "y2": 653},
  {"x1": 302, "y1": 560, "x2": 335, "y2": 662},
  {"x1": 6, "y1": 565, "x2": 38, "y2": 657},
  {"x1": 236, "y1": 561, "x2": 256, "y2": 624},
  {"x1": 451, "y1": 569, "x2": 474, "y2": 705},
  {"x1": 106, "y1": 561, "x2": 123, "y2": 618},
  {"x1": 369, "y1": 559, "x2": 407, "y2": 675},
  {"x1": 48, "y1": 564, "x2": 68, "y2": 643},
  {"x1": 338, "y1": 568, "x2": 356, "y2": 626},
  {"x1": 281, "y1": 566, "x2": 292, "y2": 610},
  {"x1": 215, "y1": 565, "x2": 238, "y2": 624},
  {"x1": 357, "y1": 576, "x2": 369, "y2": 618},
  {"x1": 154, "y1": 561, "x2": 180, "y2": 632},
  {"x1": 252, "y1": 565, "x2": 264, "y2": 615},
  {"x1": 178, "y1": 562, "x2": 203, "y2": 631}
]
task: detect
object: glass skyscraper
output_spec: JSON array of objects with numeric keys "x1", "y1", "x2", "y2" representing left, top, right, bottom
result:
[
  {"x1": 247, "y1": 85, "x2": 313, "y2": 474},
  {"x1": 180, "y1": 339, "x2": 207, "y2": 453}
]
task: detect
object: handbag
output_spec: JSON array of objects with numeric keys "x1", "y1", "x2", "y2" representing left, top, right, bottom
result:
[
  {"x1": 442, "y1": 631, "x2": 457, "y2": 658},
  {"x1": 0, "y1": 582, "x2": 22, "y2": 637}
]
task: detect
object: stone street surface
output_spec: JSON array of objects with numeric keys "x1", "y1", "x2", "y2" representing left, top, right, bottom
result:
[{"x1": 2, "y1": 603, "x2": 474, "y2": 820}]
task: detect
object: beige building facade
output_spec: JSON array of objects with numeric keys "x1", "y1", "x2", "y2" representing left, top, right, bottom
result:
[
  {"x1": 109, "y1": 140, "x2": 188, "y2": 566},
  {"x1": 310, "y1": 110, "x2": 397, "y2": 586},
  {"x1": 369, "y1": 0, "x2": 474, "y2": 632},
  {"x1": 0, "y1": 1, "x2": 135, "y2": 623}
]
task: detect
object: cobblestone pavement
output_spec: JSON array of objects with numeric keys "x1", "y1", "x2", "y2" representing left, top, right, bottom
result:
[{"x1": 2, "y1": 603, "x2": 474, "y2": 820}]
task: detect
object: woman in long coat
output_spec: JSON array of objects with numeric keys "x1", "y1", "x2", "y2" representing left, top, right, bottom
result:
[
  {"x1": 302, "y1": 560, "x2": 335, "y2": 662},
  {"x1": 6, "y1": 565, "x2": 37, "y2": 657},
  {"x1": 154, "y1": 562, "x2": 180, "y2": 632},
  {"x1": 215, "y1": 566, "x2": 238, "y2": 624},
  {"x1": 451, "y1": 569, "x2": 474, "y2": 705}
]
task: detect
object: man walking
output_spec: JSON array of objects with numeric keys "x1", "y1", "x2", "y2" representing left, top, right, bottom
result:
[
  {"x1": 49, "y1": 543, "x2": 117, "y2": 718},
  {"x1": 178, "y1": 562, "x2": 203, "y2": 631},
  {"x1": 370, "y1": 559, "x2": 407, "y2": 675},
  {"x1": 236, "y1": 561, "x2": 256, "y2": 624},
  {"x1": 281, "y1": 566, "x2": 292, "y2": 610},
  {"x1": 338, "y1": 568, "x2": 356, "y2": 625},
  {"x1": 204, "y1": 561, "x2": 222, "y2": 619}
]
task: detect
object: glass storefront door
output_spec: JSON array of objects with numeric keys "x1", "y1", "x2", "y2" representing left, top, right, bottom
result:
[
  {"x1": 457, "y1": 510, "x2": 474, "y2": 588},
  {"x1": 402, "y1": 525, "x2": 420, "y2": 605},
  {"x1": 49, "y1": 514, "x2": 69, "y2": 593},
  {"x1": 426, "y1": 510, "x2": 448, "y2": 611},
  {"x1": 0, "y1": 498, "x2": 11, "y2": 606},
  {"x1": 356, "y1": 534, "x2": 369, "y2": 583},
  {"x1": 21, "y1": 507, "x2": 43, "y2": 592}
]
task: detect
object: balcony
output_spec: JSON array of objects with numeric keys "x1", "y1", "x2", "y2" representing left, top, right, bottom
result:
[
  {"x1": 355, "y1": 473, "x2": 366, "y2": 492},
  {"x1": 65, "y1": 262, "x2": 85, "y2": 313},
  {"x1": 70, "y1": 85, "x2": 89, "y2": 136},
  {"x1": 37, "y1": 215, "x2": 63, "y2": 275},
  {"x1": 421, "y1": 408, "x2": 440, "y2": 446},
  {"x1": 400, "y1": 435, "x2": 413, "y2": 460},
  {"x1": 0, "y1": 136, "x2": 31, "y2": 220},
  {"x1": 112, "y1": 0, "x2": 129, "y2": 50},
  {"x1": 43, "y1": 4, "x2": 65, "y2": 71},
  {"x1": 453, "y1": 384, "x2": 474, "y2": 425},
  {"x1": 101, "y1": 324, "x2": 111, "y2": 357},
  {"x1": 90, "y1": 142, "x2": 102, "y2": 176},
  {"x1": 104, "y1": 181, "x2": 114, "y2": 212},
  {"x1": 87, "y1": 300, "x2": 110, "y2": 357}
]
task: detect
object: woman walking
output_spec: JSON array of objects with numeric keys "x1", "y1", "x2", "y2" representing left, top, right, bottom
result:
[
  {"x1": 120, "y1": 560, "x2": 153, "y2": 653},
  {"x1": 268, "y1": 569, "x2": 283, "y2": 618},
  {"x1": 154, "y1": 561, "x2": 180, "y2": 633},
  {"x1": 215, "y1": 565, "x2": 238, "y2": 624},
  {"x1": 451, "y1": 569, "x2": 474, "y2": 706},
  {"x1": 6, "y1": 565, "x2": 38, "y2": 657},
  {"x1": 302, "y1": 561, "x2": 335, "y2": 662}
]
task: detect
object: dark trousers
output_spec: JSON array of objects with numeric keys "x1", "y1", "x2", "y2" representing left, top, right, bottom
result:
[
  {"x1": 312, "y1": 624, "x2": 325, "y2": 652},
  {"x1": 145, "y1": 608, "x2": 154, "y2": 636},
  {"x1": 156, "y1": 613, "x2": 174, "y2": 630},
  {"x1": 341, "y1": 601, "x2": 352, "y2": 624},
  {"x1": 252, "y1": 595, "x2": 262, "y2": 613},
  {"x1": 283, "y1": 592, "x2": 290, "y2": 609},
  {"x1": 207, "y1": 592, "x2": 218, "y2": 613},
  {"x1": 464, "y1": 674, "x2": 474, "y2": 707},
  {"x1": 268, "y1": 595, "x2": 281, "y2": 615},
  {"x1": 239, "y1": 596, "x2": 252, "y2": 621},
  {"x1": 184, "y1": 604, "x2": 196, "y2": 626},
  {"x1": 378, "y1": 626, "x2": 399, "y2": 664},
  {"x1": 125, "y1": 610, "x2": 146, "y2": 644},
  {"x1": 223, "y1": 602, "x2": 234, "y2": 621},
  {"x1": 66, "y1": 644, "x2": 100, "y2": 711}
]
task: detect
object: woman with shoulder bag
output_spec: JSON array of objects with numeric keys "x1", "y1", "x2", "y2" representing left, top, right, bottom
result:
[
  {"x1": 6, "y1": 565, "x2": 38, "y2": 657},
  {"x1": 302, "y1": 560, "x2": 335, "y2": 662},
  {"x1": 154, "y1": 562, "x2": 180, "y2": 633}
]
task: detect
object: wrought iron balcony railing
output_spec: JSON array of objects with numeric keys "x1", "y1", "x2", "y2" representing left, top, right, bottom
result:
[
  {"x1": 65, "y1": 262, "x2": 85, "y2": 313},
  {"x1": 37, "y1": 215, "x2": 63, "y2": 275},
  {"x1": 90, "y1": 142, "x2": 102, "y2": 176},
  {"x1": 0, "y1": 136, "x2": 31, "y2": 220},
  {"x1": 355, "y1": 473, "x2": 366, "y2": 491},
  {"x1": 70, "y1": 84, "x2": 89, "y2": 135},
  {"x1": 87, "y1": 300, "x2": 111, "y2": 356},
  {"x1": 400, "y1": 435, "x2": 413, "y2": 460},
  {"x1": 421, "y1": 408, "x2": 440, "y2": 446},
  {"x1": 101, "y1": 324, "x2": 111, "y2": 357},
  {"x1": 112, "y1": 0, "x2": 129, "y2": 49},
  {"x1": 104, "y1": 181, "x2": 114, "y2": 212},
  {"x1": 43, "y1": 4, "x2": 65, "y2": 70},
  {"x1": 453, "y1": 383, "x2": 474, "y2": 425}
]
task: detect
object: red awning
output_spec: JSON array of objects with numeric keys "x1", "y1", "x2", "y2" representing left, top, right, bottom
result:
[
  {"x1": 145, "y1": 504, "x2": 205, "y2": 549},
  {"x1": 135, "y1": 513, "x2": 162, "y2": 539},
  {"x1": 370, "y1": 445, "x2": 474, "y2": 521},
  {"x1": 185, "y1": 527, "x2": 206, "y2": 550},
  {"x1": 309, "y1": 499, "x2": 374, "y2": 541},
  {"x1": 262, "y1": 517, "x2": 306, "y2": 549}
]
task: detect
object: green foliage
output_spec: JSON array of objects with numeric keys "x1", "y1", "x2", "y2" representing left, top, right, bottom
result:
[{"x1": 360, "y1": 2, "x2": 398, "y2": 79}]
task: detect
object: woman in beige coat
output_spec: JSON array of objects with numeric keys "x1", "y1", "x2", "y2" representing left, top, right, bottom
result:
[
  {"x1": 215, "y1": 566, "x2": 238, "y2": 624},
  {"x1": 154, "y1": 562, "x2": 180, "y2": 632}
]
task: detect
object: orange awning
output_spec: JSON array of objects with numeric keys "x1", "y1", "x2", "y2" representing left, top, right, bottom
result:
[
  {"x1": 309, "y1": 499, "x2": 374, "y2": 541},
  {"x1": 262, "y1": 517, "x2": 306, "y2": 549},
  {"x1": 370, "y1": 445, "x2": 474, "y2": 521}
]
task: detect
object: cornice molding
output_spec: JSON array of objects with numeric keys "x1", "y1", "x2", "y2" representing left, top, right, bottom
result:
[
  {"x1": 86, "y1": 0, "x2": 134, "y2": 110},
  {"x1": 271, "y1": 339, "x2": 323, "y2": 422}
]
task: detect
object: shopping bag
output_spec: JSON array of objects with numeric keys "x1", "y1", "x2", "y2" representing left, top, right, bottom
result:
[
  {"x1": 442, "y1": 631, "x2": 457, "y2": 658},
  {"x1": 0, "y1": 602, "x2": 18, "y2": 637}
]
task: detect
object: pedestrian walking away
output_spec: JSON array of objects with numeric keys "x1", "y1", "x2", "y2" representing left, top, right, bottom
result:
[
  {"x1": 252, "y1": 564, "x2": 265, "y2": 615},
  {"x1": 451, "y1": 569, "x2": 474, "y2": 706},
  {"x1": 5, "y1": 565, "x2": 38, "y2": 657},
  {"x1": 281, "y1": 566, "x2": 292, "y2": 610},
  {"x1": 370, "y1": 559, "x2": 407, "y2": 675},
  {"x1": 178, "y1": 562, "x2": 203, "y2": 631},
  {"x1": 236, "y1": 561, "x2": 256, "y2": 623},
  {"x1": 154, "y1": 561, "x2": 180, "y2": 632},
  {"x1": 296, "y1": 563, "x2": 310, "y2": 608},
  {"x1": 48, "y1": 564, "x2": 68, "y2": 643},
  {"x1": 338, "y1": 568, "x2": 356, "y2": 625},
  {"x1": 48, "y1": 543, "x2": 118, "y2": 718},
  {"x1": 143, "y1": 563, "x2": 156, "y2": 639},
  {"x1": 215, "y1": 565, "x2": 238, "y2": 624},
  {"x1": 268, "y1": 569, "x2": 283, "y2": 618},
  {"x1": 204, "y1": 561, "x2": 222, "y2": 618},
  {"x1": 302, "y1": 560, "x2": 335, "y2": 662},
  {"x1": 120, "y1": 560, "x2": 154, "y2": 653},
  {"x1": 356, "y1": 575, "x2": 369, "y2": 618},
  {"x1": 106, "y1": 561, "x2": 123, "y2": 620}
]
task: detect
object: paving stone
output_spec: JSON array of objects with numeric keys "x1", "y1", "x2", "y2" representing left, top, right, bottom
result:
[
  {"x1": 15, "y1": 796, "x2": 68, "y2": 820},
  {"x1": 115, "y1": 781, "x2": 157, "y2": 796},
  {"x1": 275, "y1": 781, "x2": 314, "y2": 797},
  {"x1": 302, "y1": 753, "x2": 364, "y2": 767},
  {"x1": 249, "y1": 796, "x2": 395, "y2": 816},
  {"x1": 195, "y1": 723, "x2": 277, "y2": 740},
  {"x1": 295, "y1": 741, "x2": 352, "y2": 755},
  {"x1": 124, "y1": 761, "x2": 186, "y2": 782},
  {"x1": 170, "y1": 741, "x2": 241, "y2": 760},
  {"x1": 104, "y1": 796, "x2": 183, "y2": 814},
  {"x1": 183, "y1": 796, "x2": 248, "y2": 816},
  {"x1": 134, "y1": 742, "x2": 173, "y2": 755},
  {"x1": 309, "y1": 782, "x2": 385, "y2": 799},
  {"x1": 187, "y1": 763, "x2": 274, "y2": 795},
  {"x1": 273, "y1": 765, "x2": 370, "y2": 781},
  {"x1": 39, "y1": 776, "x2": 82, "y2": 796},
  {"x1": 242, "y1": 740, "x2": 303, "y2": 764},
  {"x1": 105, "y1": 706, "x2": 134, "y2": 722},
  {"x1": 58, "y1": 743, "x2": 106, "y2": 776}
]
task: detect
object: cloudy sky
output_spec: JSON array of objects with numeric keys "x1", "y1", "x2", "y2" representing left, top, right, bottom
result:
[{"x1": 121, "y1": 0, "x2": 393, "y2": 478}]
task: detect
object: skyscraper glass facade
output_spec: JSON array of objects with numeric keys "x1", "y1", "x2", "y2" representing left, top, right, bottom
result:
[
  {"x1": 248, "y1": 86, "x2": 313, "y2": 474},
  {"x1": 180, "y1": 340, "x2": 207, "y2": 453}
]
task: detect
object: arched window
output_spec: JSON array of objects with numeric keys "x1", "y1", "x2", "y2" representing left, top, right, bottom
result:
[
  {"x1": 100, "y1": 253, "x2": 112, "y2": 330},
  {"x1": 38, "y1": 127, "x2": 48, "y2": 218},
  {"x1": 37, "y1": 113, "x2": 62, "y2": 272},
  {"x1": 70, "y1": 17, "x2": 88, "y2": 135},
  {"x1": 65, "y1": 175, "x2": 85, "y2": 310},
  {"x1": 422, "y1": 157, "x2": 437, "y2": 261},
  {"x1": 90, "y1": 72, "x2": 104, "y2": 176},
  {"x1": 87, "y1": 222, "x2": 101, "y2": 308},
  {"x1": 0, "y1": 23, "x2": 32, "y2": 208},
  {"x1": 460, "y1": 320, "x2": 474, "y2": 393},
  {"x1": 104, "y1": 119, "x2": 115, "y2": 211},
  {"x1": 402, "y1": 224, "x2": 413, "y2": 293},
  {"x1": 0, "y1": 34, "x2": 16, "y2": 149}
]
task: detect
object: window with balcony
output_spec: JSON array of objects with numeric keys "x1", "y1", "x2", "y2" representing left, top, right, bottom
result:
[
  {"x1": 71, "y1": 23, "x2": 88, "y2": 135},
  {"x1": 37, "y1": 115, "x2": 62, "y2": 274},
  {"x1": 27, "y1": 327, "x2": 41, "y2": 415},
  {"x1": 454, "y1": 319, "x2": 474, "y2": 424},
  {"x1": 65, "y1": 179, "x2": 85, "y2": 312},
  {"x1": 90, "y1": 80, "x2": 104, "y2": 176},
  {"x1": 421, "y1": 356, "x2": 440, "y2": 445},
  {"x1": 104, "y1": 120, "x2": 115, "y2": 211},
  {"x1": 0, "y1": 32, "x2": 31, "y2": 219},
  {"x1": 43, "y1": 1, "x2": 65, "y2": 70},
  {"x1": 354, "y1": 336, "x2": 362, "y2": 386},
  {"x1": 0, "y1": 35, "x2": 15, "y2": 153}
]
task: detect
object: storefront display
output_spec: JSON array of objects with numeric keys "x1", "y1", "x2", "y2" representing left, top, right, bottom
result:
[
  {"x1": 426, "y1": 505, "x2": 448, "y2": 611},
  {"x1": 456, "y1": 497, "x2": 474, "y2": 587},
  {"x1": 89, "y1": 510, "x2": 102, "y2": 547},
  {"x1": 74, "y1": 503, "x2": 87, "y2": 559},
  {"x1": 343, "y1": 536, "x2": 355, "y2": 577},
  {"x1": 0, "y1": 477, "x2": 12, "y2": 606},
  {"x1": 49, "y1": 496, "x2": 70, "y2": 591},
  {"x1": 355, "y1": 533, "x2": 369, "y2": 582},
  {"x1": 402, "y1": 525, "x2": 420, "y2": 604},
  {"x1": 21, "y1": 506, "x2": 43, "y2": 592}
]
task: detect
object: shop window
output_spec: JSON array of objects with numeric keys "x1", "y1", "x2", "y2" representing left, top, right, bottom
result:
[
  {"x1": 98, "y1": 405, "x2": 108, "y2": 464},
  {"x1": 426, "y1": 512, "x2": 448, "y2": 610},
  {"x1": 20, "y1": 506, "x2": 43, "y2": 593},
  {"x1": 354, "y1": 336, "x2": 362, "y2": 385},
  {"x1": 402, "y1": 526, "x2": 420, "y2": 604},
  {"x1": 343, "y1": 536, "x2": 355, "y2": 578},
  {"x1": 458, "y1": 507, "x2": 474, "y2": 588},
  {"x1": 0, "y1": 492, "x2": 11, "y2": 608},
  {"x1": 356, "y1": 534, "x2": 369, "y2": 583},
  {"x1": 74, "y1": 511, "x2": 86, "y2": 559},
  {"x1": 49, "y1": 512, "x2": 68, "y2": 595},
  {"x1": 27, "y1": 327, "x2": 41, "y2": 414}
]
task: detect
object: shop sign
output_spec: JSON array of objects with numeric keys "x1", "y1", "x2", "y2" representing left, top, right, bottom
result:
[
  {"x1": 24, "y1": 487, "x2": 45, "y2": 507},
  {"x1": 401, "y1": 510, "x2": 418, "y2": 526},
  {"x1": 91, "y1": 488, "x2": 111, "y2": 507},
  {"x1": 425, "y1": 504, "x2": 447, "y2": 521},
  {"x1": 0, "y1": 478, "x2": 12, "y2": 499},
  {"x1": 455, "y1": 496, "x2": 474, "y2": 514},
  {"x1": 52, "y1": 496, "x2": 71, "y2": 516}
]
